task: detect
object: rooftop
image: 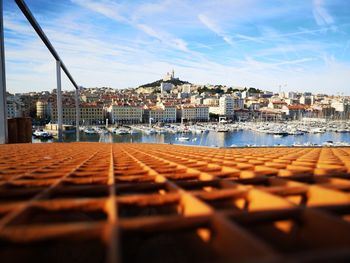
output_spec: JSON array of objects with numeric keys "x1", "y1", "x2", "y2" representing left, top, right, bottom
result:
[{"x1": 0, "y1": 143, "x2": 350, "y2": 263}]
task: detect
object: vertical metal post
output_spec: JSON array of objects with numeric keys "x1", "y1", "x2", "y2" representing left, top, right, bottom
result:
[
  {"x1": 56, "y1": 60, "x2": 63, "y2": 142},
  {"x1": 75, "y1": 87, "x2": 80, "y2": 141},
  {"x1": 0, "y1": 0, "x2": 8, "y2": 144}
]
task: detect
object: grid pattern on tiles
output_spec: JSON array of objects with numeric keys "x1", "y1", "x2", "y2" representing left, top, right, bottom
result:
[{"x1": 0, "y1": 143, "x2": 350, "y2": 263}]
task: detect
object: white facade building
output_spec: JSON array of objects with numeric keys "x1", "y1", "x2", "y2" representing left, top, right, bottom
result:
[
  {"x1": 163, "y1": 105, "x2": 176, "y2": 122},
  {"x1": 331, "y1": 100, "x2": 346, "y2": 112},
  {"x1": 288, "y1": 92, "x2": 297, "y2": 99},
  {"x1": 241, "y1": 91, "x2": 248, "y2": 99},
  {"x1": 233, "y1": 97, "x2": 244, "y2": 110},
  {"x1": 219, "y1": 95, "x2": 234, "y2": 117},
  {"x1": 209, "y1": 106, "x2": 220, "y2": 115},
  {"x1": 181, "y1": 105, "x2": 209, "y2": 121},
  {"x1": 203, "y1": 98, "x2": 219, "y2": 106},
  {"x1": 163, "y1": 69, "x2": 175, "y2": 81},
  {"x1": 190, "y1": 95, "x2": 203, "y2": 105},
  {"x1": 52, "y1": 104, "x2": 104, "y2": 125},
  {"x1": 182, "y1": 84, "x2": 191, "y2": 94},
  {"x1": 300, "y1": 95, "x2": 313, "y2": 105},
  {"x1": 147, "y1": 105, "x2": 176, "y2": 123},
  {"x1": 108, "y1": 105, "x2": 143, "y2": 123},
  {"x1": 36, "y1": 101, "x2": 50, "y2": 119}
]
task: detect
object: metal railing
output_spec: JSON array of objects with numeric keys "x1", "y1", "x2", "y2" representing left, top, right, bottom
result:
[{"x1": 0, "y1": 0, "x2": 80, "y2": 143}]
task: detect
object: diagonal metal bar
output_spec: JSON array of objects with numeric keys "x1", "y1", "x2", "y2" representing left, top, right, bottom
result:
[
  {"x1": 13, "y1": 0, "x2": 81, "y2": 142},
  {"x1": 56, "y1": 61, "x2": 63, "y2": 142},
  {"x1": 14, "y1": 0, "x2": 78, "y2": 90},
  {"x1": 75, "y1": 87, "x2": 80, "y2": 141}
]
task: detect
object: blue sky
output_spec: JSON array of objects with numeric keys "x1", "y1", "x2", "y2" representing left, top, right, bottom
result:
[{"x1": 3, "y1": 0, "x2": 350, "y2": 94}]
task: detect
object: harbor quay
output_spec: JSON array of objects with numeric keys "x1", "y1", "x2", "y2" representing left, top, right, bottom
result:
[
  {"x1": 33, "y1": 120, "x2": 350, "y2": 147},
  {"x1": 1, "y1": 143, "x2": 350, "y2": 263},
  {"x1": 9, "y1": 71, "x2": 350, "y2": 146}
]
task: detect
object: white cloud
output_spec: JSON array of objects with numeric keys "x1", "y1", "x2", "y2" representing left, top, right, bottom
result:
[
  {"x1": 71, "y1": 0, "x2": 189, "y2": 53},
  {"x1": 71, "y1": 0, "x2": 127, "y2": 23},
  {"x1": 235, "y1": 34, "x2": 263, "y2": 43},
  {"x1": 312, "y1": 0, "x2": 336, "y2": 31},
  {"x1": 3, "y1": 0, "x2": 350, "y2": 95},
  {"x1": 198, "y1": 14, "x2": 234, "y2": 46},
  {"x1": 136, "y1": 23, "x2": 189, "y2": 52}
]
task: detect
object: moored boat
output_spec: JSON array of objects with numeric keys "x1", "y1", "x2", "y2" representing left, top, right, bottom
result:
[{"x1": 33, "y1": 130, "x2": 53, "y2": 139}]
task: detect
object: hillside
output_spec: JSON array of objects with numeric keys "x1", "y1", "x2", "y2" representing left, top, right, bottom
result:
[{"x1": 139, "y1": 78, "x2": 190, "y2": 88}]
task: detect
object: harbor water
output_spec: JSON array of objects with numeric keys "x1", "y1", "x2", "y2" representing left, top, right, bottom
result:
[{"x1": 33, "y1": 130, "x2": 350, "y2": 147}]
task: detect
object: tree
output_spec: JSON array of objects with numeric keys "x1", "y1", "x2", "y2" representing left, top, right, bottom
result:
[
  {"x1": 209, "y1": 113, "x2": 219, "y2": 121},
  {"x1": 248, "y1": 87, "x2": 262, "y2": 94}
]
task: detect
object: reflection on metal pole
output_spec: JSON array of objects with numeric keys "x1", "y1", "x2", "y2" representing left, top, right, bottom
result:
[
  {"x1": 75, "y1": 87, "x2": 80, "y2": 141},
  {"x1": 0, "y1": 0, "x2": 7, "y2": 144},
  {"x1": 56, "y1": 60, "x2": 63, "y2": 142}
]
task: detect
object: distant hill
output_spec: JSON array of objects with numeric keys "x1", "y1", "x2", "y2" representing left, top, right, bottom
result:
[{"x1": 139, "y1": 78, "x2": 190, "y2": 88}]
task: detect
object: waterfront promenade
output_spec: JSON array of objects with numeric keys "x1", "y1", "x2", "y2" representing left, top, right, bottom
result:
[{"x1": 0, "y1": 143, "x2": 350, "y2": 262}]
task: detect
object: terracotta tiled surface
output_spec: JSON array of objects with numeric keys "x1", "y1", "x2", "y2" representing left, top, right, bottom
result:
[{"x1": 1, "y1": 143, "x2": 350, "y2": 263}]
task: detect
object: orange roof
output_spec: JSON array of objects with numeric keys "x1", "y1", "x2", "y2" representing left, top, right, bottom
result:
[
  {"x1": 272, "y1": 101, "x2": 287, "y2": 104},
  {"x1": 288, "y1": 104, "x2": 307, "y2": 110}
]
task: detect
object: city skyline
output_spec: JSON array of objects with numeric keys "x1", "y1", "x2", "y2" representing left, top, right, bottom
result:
[{"x1": 3, "y1": 0, "x2": 350, "y2": 94}]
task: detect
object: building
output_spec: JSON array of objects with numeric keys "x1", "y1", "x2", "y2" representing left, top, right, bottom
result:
[
  {"x1": 248, "y1": 102, "x2": 261, "y2": 110},
  {"x1": 191, "y1": 95, "x2": 203, "y2": 105},
  {"x1": 331, "y1": 100, "x2": 350, "y2": 119},
  {"x1": 7, "y1": 95, "x2": 23, "y2": 118},
  {"x1": 108, "y1": 104, "x2": 143, "y2": 124},
  {"x1": 163, "y1": 69, "x2": 175, "y2": 81},
  {"x1": 181, "y1": 105, "x2": 209, "y2": 122},
  {"x1": 233, "y1": 97, "x2": 244, "y2": 110},
  {"x1": 331, "y1": 100, "x2": 347, "y2": 113},
  {"x1": 258, "y1": 108, "x2": 286, "y2": 121},
  {"x1": 285, "y1": 98, "x2": 299, "y2": 105},
  {"x1": 36, "y1": 100, "x2": 50, "y2": 119},
  {"x1": 300, "y1": 95, "x2": 313, "y2": 105},
  {"x1": 81, "y1": 94, "x2": 100, "y2": 103},
  {"x1": 51, "y1": 103, "x2": 104, "y2": 125},
  {"x1": 268, "y1": 101, "x2": 288, "y2": 109},
  {"x1": 209, "y1": 106, "x2": 221, "y2": 115},
  {"x1": 144, "y1": 104, "x2": 176, "y2": 123},
  {"x1": 219, "y1": 95, "x2": 234, "y2": 117},
  {"x1": 235, "y1": 109, "x2": 258, "y2": 121},
  {"x1": 177, "y1": 92, "x2": 190, "y2": 99},
  {"x1": 160, "y1": 82, "x2": 174, "y2": 93},
  {"x1": 288, "y1": 92, "x2": 297, "y2": 99},
  {"x1": 181, "y1": 84, "x2": 191, "y2": 94},
  {"x1": 162, "y1": 104, "x2": 176, "y2": 122},
  {"x1": 278, "y1": 92, "x2": 288, "y2": 99},
  {"x1": 260, "y1": 91, "x2": 274, "y2": 99},
  {"x1": 287, "y1": 104, "x2": 308, "y2": 120},
  {"x1": 233, "y1": 91, "x2": 242, "y2": 98},
  {"x1": 203, "y1": 97, "x2": 219, "y2": 106},
  {"x1": 7, "y1": 100, "x2": 16, "y2": 118}
]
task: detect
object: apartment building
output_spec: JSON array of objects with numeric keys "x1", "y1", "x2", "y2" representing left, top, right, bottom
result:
[
  {"x1": 6, "y1": 95, "x2": 23, "y2": 118},
  {"x1": 143, "y1": 104, "x2": 177, "y2": 123},
  {"x1": 51, "y1": 103, "x2": 104, "y2": 125},
  {"x1": 108, "y1": 104, "x2": 143, "y2": 123},
  {"x1": 36, "y1": 100, "x2": 50, "y2": 119},
  {"x1": 181, "y1": 105, "x2": 209, "y2": 121},
  {"x1": 219, "y1": 95, "x2": 234, "y2": 117}
]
